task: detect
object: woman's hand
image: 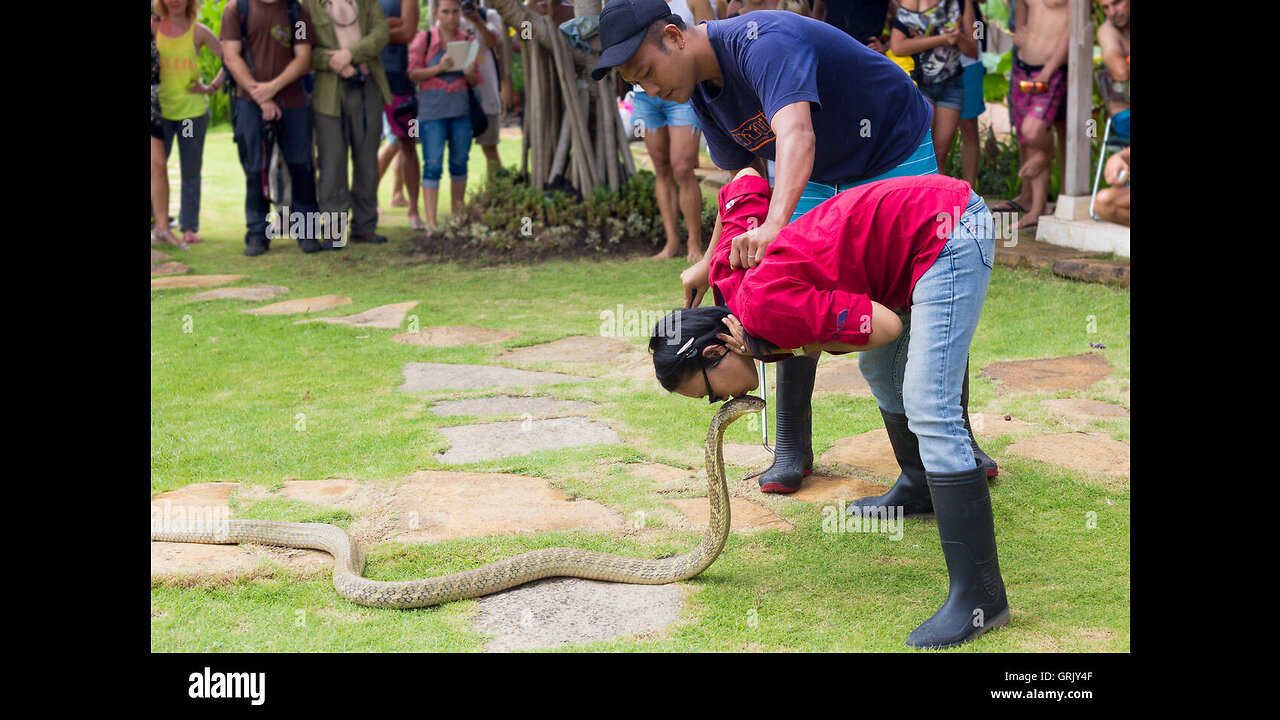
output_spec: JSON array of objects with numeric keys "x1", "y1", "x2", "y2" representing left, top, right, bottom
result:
[
  {"x1": 438, "y1": 55, "x2": 455, "y2": 72},
  {"x1": 681, "y1": 255, "x2": 711, "y2": 308},
  {"x1": 716, "y1": 314, "x2": 753, "y2": 358}
]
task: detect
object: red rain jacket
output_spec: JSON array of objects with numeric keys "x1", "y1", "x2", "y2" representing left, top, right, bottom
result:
[{"x1": 709, "y1": 173, "x2": 973, "y2": 357}]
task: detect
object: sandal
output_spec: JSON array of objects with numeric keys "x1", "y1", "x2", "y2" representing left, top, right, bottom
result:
[
  {"x1": 182, "y1": 230, "x2": 203, "y2": 245},
  {"x1": 409, "y1": 218, "x2": 427, "y2": 231},
  {"x1": 154, "y1": 228, "x2": 189, "y2": 250},
  {"x1": 989, "y1": 199, "x2": 1027, "y2": 213}
]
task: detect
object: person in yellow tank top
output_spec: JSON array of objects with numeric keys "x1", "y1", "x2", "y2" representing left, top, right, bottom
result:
[{"x1": 154, "y1": 0, "x2": 224, "y2": 247}]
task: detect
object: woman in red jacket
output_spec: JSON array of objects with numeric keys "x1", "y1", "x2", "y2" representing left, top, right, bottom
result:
[{"x1": 649, "y1": 167, "x2": 1007, "y2": 649}]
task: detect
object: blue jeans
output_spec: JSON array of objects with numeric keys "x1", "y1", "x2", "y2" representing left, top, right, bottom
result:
[
  {"x1": 787, "y1": 131, "x2": 939, "y2": 223},
  {"x1": 630, "y1": 90, "x2": 699, "y2": 130},
  {"x1": 162, "y1": 111, "x2": 209, "y2": 232},
  {"x1": 420, "y1": 114, "x2": 472, "y2": 189},
  {"x1": 857, "y1": 191, "x2": 995, "y2": 474},
  {"x1": 233, "y1": 99, "x2": 318, "y2": 241}
]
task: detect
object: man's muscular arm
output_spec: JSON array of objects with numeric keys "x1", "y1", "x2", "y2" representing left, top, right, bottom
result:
[{"x1": 1098, "y1": 23, "x2": 1129, "y2": 81}]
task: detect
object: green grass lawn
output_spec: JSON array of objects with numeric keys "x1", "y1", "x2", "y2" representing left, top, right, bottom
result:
[{"x1": 150, "y1": 126, "x2": 1131, "y2": 652}]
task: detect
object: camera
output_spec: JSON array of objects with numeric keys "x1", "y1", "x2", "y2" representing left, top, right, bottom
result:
[{"x1": 461, "y1": 0, "x2": 475, "y2": 14}]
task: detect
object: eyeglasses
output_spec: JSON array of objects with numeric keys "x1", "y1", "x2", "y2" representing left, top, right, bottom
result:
[{"x1": 700, "y1": 358, "x2": 725, "y2": 404}]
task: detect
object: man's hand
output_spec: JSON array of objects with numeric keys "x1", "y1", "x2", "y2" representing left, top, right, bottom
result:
[
  {"x1": 249, "y1": 79, "x2": 278, "y2": 104},
  {"x1": 260, "y1": 99, "x2": 282, "y2": 121},
  {"x1": 729, "y1": 221, "x2": 782, "y2": 270},
  {"x1": 327, "y1": 48, "x2": 354, "y2": 73},
  {"x1": 1104, "y1": 150, "x2": 1129, "y2": 186},
  {"x1": 681, "y1": 255, "x2": 711, "y2": 308},
  {"x1": 715, "y1": 314, "x2": 753, "y2": 358},
  {"x1": 866, "y1": 36, "x2": 886, "y2": 54},
  {"x1": 187, "y1": 80, "x2": 213, "y2": 95},
  {"x1": 339, "y1": 64, "x2": 357, "y2": 79}
]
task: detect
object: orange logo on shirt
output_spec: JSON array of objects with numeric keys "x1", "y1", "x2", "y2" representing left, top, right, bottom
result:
[{"x1": 729, "y1": 112, "x2": 775, "y2": 152}]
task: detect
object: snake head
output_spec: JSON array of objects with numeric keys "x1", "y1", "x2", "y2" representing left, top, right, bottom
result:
[{"x1": 719, "y1": 394, "x2": 767, "y2": 422}]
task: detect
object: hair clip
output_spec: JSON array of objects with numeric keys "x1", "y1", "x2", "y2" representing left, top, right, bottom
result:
[{"x1": 677, "y1": 337, "x2": 696, "y2": 357}]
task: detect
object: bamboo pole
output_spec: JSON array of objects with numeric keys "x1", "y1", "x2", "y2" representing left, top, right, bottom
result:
[
  {"x1": 545, "y1": 18, "x2": 598, "y2": 190},
  {"x1": 526, "y1": 37, "x2": 543, "y2": 191},
  {"x1": 550, "y1": 111, "x2": 571, "y2": 182},
  {"x1": 598, "y1": 77, "x2": 619, "y2": 190}
]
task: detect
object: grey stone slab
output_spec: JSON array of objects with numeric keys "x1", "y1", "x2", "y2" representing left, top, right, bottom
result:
[
  {"x1": 398, "y1": 363, "x2": 593, "y2": 392},
  {"x1": 430, "y1": 395, "x2": 597, "y2": 417},
  {"x1": 434, "y1": 417, "x2": 619, "y2": 464}
]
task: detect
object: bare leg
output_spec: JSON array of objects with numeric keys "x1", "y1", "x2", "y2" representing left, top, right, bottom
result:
[
  {"x1": 450, "y1": 178, "x2": 466, "y2": 218},
  {"x1": 958, "y1": 118, "x2": 980, "y2": 187},
  {"x1": 482, "y1": 144, "x2": 501, "y2": 178},
  {"x1": 423, "y1": 188, "x2": 439, "y2": 233},
  {"x1": 1094, "y1": 187, "x2": 1130, "y2": 226},
  {"x1": 151, "y1": 136, "x2": 182, "y2": 247},
  {"x1": 932, "y1": 104, "x2": 962, "y2": 178},
  {"x1": 643, "y1": 126, "x2": 681, "y2": 259},
  {"x1": 667, "y1": 124, "x2": 704, "y2": 263},
  {"x1": 390, "y1": 153, "x2": 407, "y2": 207},
  {"x1": 1016, "y1": 115, "x2": 1055, "y2": 229},
  {"x1": 399, "y1": 138, "x2": 422, "y2": 227}
]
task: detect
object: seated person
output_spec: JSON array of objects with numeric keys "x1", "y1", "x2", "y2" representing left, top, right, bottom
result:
[
  {"x1": 649, "y1": 167, "x2": 1007, "y2": 650},
  {"x1": 1094, "y1": 147, "x2": 1130, "y2": 227}
]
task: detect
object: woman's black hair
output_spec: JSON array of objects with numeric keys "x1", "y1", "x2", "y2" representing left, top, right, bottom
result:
[{"x1": 649, "y1": 306, "x2": 733, "y2": 393}]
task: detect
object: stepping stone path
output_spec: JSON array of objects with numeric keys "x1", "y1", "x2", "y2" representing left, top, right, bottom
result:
[
  {"x1": 297, "y1": 301, "x2": 418, "y2": 329},
  {"x1": 151, "y1": 261, "x2": 190, "y2": 276},
  {"x1": 667, "y1": 497, "x2": 792, "y2": 532},
  {"x1": 245, "y1": 295, "x2": 352, "y2": 316},
  {"x1": 152, "y1": 274, "x2": 247, "y2": 290},
  {"x1": 499, "y1": 336, "x2": 643, "y2": 366},
  {"x1": 399, "y1": 362, "x2": 592, "y2": 392},
  {"x1": 434, "y1": 417, "x2": 619, "y2": 464},
  {"x1": 813, "y1": 355, "x2": 873, "y2": 396},
  {"x1": 1041, "y1": 398, "x2": 1130, "y2": 423},
  {"x1": 819, "y1": 430, "x2": 901, "y2": 479},
  {"x1": 191, "y1": 286, "x2": 291, "y2": 302},
  {"x1": 473, "y1": 578, "x2": 682, "y2": 652},
  {"x1": 624, "y1": 463, "x2": 698, "y2": 492},
  {"x1": 720, "y1": 443, "x2": 774, "y2": 468},
  {"x1": 970, "y1": 412, "x2": 1036, "y2": 436},
  {"x1": 430, "y1": 395, "x2": 596, "y2": 417},
  {"x1": 392, "y1": 326, "x2": 519, "y2": 346},
  {"x1": 151, "y1": 249, "x2": 171, "y2": 263},
  {"x1": 981, "y1": 354, "x2": 1113, "y2": 394},
  {"x1": 789, "y1": 474, "x2": 897, "y2": 503},
  {"x1": 1006, "y1": 433, "x2": 1130, "y2": 475},
  {"x1": 366, "y1": 471, "x2": 623, "y2": 544},
  {"x1": 150, "y1": 482, "x2": 330, "y2": 578}
]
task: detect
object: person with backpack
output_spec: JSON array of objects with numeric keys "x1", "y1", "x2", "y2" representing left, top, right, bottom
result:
[
  {"x1": 302, "y1": 0, "x2": 392, "y2": 247},
  {"x1": 220, "y1": 0, "x2": 322, "y2": 256},
  {"x1": 407, "y1": 0, "x2": 483, "y2": 236}
]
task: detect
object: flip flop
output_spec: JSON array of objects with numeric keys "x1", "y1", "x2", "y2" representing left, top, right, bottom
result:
[
  {"x1": 409, "y1": 218, "x2": 427, "y2": 231},
  {"x1": 990, "y1": 199, "x2": 1028, "y2": 213}
]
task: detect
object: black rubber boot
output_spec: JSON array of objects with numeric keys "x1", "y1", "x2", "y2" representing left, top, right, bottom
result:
[
  {"x1": 845, "y1": 409, "x2": 933, "y2": 517},
  {"x1": 758, "y1": 354, "x2": 817, "y2": 493},
  {"x1": 962, "y1": 358, "x2": 998, "y2": 479},
  {"x1": 906, "y1": 465, "x2": 1010, "y2": 649}
]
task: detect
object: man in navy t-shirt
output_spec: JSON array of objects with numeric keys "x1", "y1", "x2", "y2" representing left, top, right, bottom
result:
[{"x1": 594, "y1": 0, "x2": 995, "y2": 495}]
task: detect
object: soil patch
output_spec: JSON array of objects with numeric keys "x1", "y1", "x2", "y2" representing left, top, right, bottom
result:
[
  {"x1": 499, "y1": 336, "x2": 642, "y2": 367},
  {"x1": 819, "y1": 430, "x2": 901, "y2": 478},
  {"x1": 667, "y1": 497, "x2": 793, "y2": 532},
  {"x1": 981, "y1": 354, "x2": 1114, "y2": 394},
  {"x1": 1006, "y1": 433, "x2": 1130, "y2": 475}
]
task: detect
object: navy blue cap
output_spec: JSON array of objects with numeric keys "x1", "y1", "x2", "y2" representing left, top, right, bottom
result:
[{"x1": 590, "y1": 0, "x2": 678, "y2": 82}]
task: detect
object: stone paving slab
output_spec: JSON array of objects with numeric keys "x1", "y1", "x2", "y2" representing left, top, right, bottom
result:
[
  {"x1": 819, "y1": 429, "x2": 901, "y2": 479},
  {"x1": 430, "y1": 395, "x2": 597, "y2": 417},
  {"x1": 434, "y1": 417, "x2": 619, "y2": 464},
  {"x1": 373, "y1": 470, "x2": 624, "y2": 544},
  {"x1": 151, "y1": 274, "x2": 247, "y2": 290},
  {"x1": 981, "y1": 354, "x2": 1114, "y2": 394},
  {"x1": 297, "y1": 301, "x2": 418, "y2": 329},
  {"x1": 245, "y1": 295, "x2": 353, "y2": 316},
  {"x1": 499, "y1": 336, "x2": 642, "y2": 366},
  {"x1": 190, "y1": 286, "x2": 290, "y2": 302},
  {"x1": 399, "y1": 362, "x2": 593, "y2": 392},
  {"x1": 473, "y1": 578, "x2": 682, "y2": 652},
  {"x1": 814, "y1": 355, "x2": 873, "y2": 395},
  {"x1": 1006, "y1": 433, "x2": 1130, "y2": 475},
  {"x1": 392, "y1": 326, "x2": 519, "y2": 347},
  {"x1": 789, "y1": 474, "x2": 895, "y2": 503},
  {"x1": 1041, "y1": 398, "x2": 1130, "y2": 422},
  {"x1": 151, "y1": 249, "x2": 171, "y2": 263},
  {"x1": 667, "y1": 497, "x2": 793, "y2": 532},
  {"x1": 151, "y1": 261, "x2": 191, "y2": 276}
]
